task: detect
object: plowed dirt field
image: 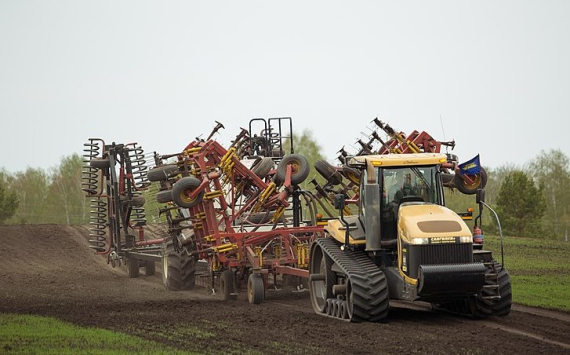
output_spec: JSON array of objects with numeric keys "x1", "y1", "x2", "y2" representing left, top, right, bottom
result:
[{"x1": 1, "y1": 225, "x2": 569, "y2": 355}]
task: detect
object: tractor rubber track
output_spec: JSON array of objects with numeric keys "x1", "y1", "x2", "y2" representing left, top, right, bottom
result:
[{"x1": 315, "y1": 237, "x2": 389, "y2": 322}]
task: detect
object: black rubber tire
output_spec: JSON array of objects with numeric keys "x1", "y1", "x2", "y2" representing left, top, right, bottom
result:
[
  {"x1": 172, "y1": 176, "x2": 204, "y2": 208},
  {"x1": 441, "y1": 173, "x2": 454, "y2": 186},
  {"x1": 252, "y1": 157, "x2": 274, "y2": 178},
  {"x1": 432, "y1": 261, "x2": 512, "y2": 318},
  {"x1": 453, "y1": 167, "x2": 488, "y2": 195},
  {"x1": 127, "y1": 258, "x2": 139, "y2": 278},
  {"x1": 147, "y1": 164, "x2": 179, "y2": 182},
  {"x1": 242, "y1": 211, "x2": 281, "y2": 225},
  {"x1": 90, "y1": 157, "x2": 111, "y2": 169},
  {"x1": 474, "y1": 261, "x2": 512, "y2": 317},
  {"x1": 156, "y1": 190, "x2": 173, "y2": 204},
  {"x1": 247, "y1": 273, "x2": 265, "y2": 304},
  {"x1": 220, "y1": 269, "x2": 236, "y2": 301},
  {"x1": 161, "y1": 238, "x2": 196, "y2": 291},
  {"x1": 315, "y1": 160, "x2": 342, "y2": 186},
  {"x1": 276, "y1": 154, "x2": 310, "y2": 185},
  {"x1": 131, "y1": 195, "x2": 145, "y2": 207},
  {"x1": 145, "y1": 260, "x2": 155, "y2": 276},
  {"x1": 341, "y1": 166, "x2": 361, "y2": 185}
]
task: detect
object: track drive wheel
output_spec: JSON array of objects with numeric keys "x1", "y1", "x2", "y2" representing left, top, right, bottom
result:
[
  {"x1": 309, "y1": 243, "x2": 336, "y2": 313},
  {"x1": 247, "y1": 273, "x2": 265, "y2": 304}
]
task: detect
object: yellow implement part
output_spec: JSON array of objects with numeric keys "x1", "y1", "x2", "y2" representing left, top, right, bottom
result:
[
  {"x1": 212, "y1": 243, "x2": 238, "y2": 253},
  {"x1": 271, "y1": 206, "x2": 286, "y2": 223},
  {"x1": 296, "y1": 243, "x2": 309, "y2": 268},
  {"x1": 252, "y1": 182, "x2": 276, "y2": 213},
  {"x1": 205, "y1": 190, "x2": 223, "y2": 200},
  {"x1": 254, "y1": 246, "x2": 263, "y2": 267}
]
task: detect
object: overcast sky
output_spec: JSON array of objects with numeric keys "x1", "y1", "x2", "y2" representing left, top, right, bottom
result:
[{"x1": 1, "y1": 1, "x2": 568, "y2": 173}]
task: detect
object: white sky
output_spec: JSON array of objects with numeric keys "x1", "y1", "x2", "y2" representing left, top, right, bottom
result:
[{"x1": 1, "y1": 1, "x2": 568, "y2": 173}]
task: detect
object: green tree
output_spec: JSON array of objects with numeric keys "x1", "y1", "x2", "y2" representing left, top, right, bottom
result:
[
  {"x1": 45, "y1": 154, "x2": 89, "y2": 225},
  {"x1": 286, "y1": 128, "x2": 330, "y2": 219},
  {"x1": 527, "y1": 149, "x2": 570, "y2": 240},
  {"x1": 7, "y1": 168, "x2": 50, "y2": 224},
  {"x1": 0, "y1": 173, "x2": 18, "y2": 224},
  {"x1": 495, "y1": 170, "x2": 546, "y2": 237}
]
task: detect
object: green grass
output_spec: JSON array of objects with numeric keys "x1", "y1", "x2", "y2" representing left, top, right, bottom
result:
[
  {"x1": 0, "y1": 314, "x2": 200, "y2": 355},
  {"x1": 483, "y1": 235, "x2": 570, "y2": 312}
]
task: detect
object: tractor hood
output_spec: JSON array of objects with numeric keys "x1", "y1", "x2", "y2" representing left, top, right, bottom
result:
[{"x1": 397, "y1": 203, "x2": 472, "y2": 245}]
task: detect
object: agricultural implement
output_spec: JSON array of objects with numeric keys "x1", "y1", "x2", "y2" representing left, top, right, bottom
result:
[
  {"x1": 81, "y1": 139, "x2": 162, "y2": 276},
  {"x1": 81, "y1": 115, "x2": 510, "y2": 322},
  {"x1": 147, "y1": 117, "x2": 325, "y2": 302}
]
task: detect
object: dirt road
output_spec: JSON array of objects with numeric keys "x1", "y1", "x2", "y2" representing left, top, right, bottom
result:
[{"x1": 1, "y1": 225, "x2": 569, "y2": 355}]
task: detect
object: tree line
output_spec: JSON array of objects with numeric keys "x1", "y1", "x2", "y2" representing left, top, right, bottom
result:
[{"x1": 0, "y1": 141, "x2": 568, "y2": 240}]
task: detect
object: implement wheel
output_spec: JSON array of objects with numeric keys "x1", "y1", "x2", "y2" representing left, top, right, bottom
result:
[
  {"x1": 172, "y1": 177, "x2": 204, "y2": 208},
  {"x1": 147, "y1": 164, "x2": 179, "y2": 182},
  {"x1": 127, "y1": 258, "x2": 139, "y2": 278},
  {"x1": 252, "y1": 157, "x2": 274, "y2": 178},
  {"x1": 453, "y1": 167, "x2": 488, "y2": 195},
  {"x1": 156, "y1": 190, "x2": 173, "y2": 204},
  {"x1": 145, "y1": 260, "x2": 155, "y2": 276},
  {"x1": 276, "y1": 154, "x2": 310, "y2": 185},
  {"x1": 221, "y1": 270, "x2": 236, "y2": 301},
  {"x1": 315, "y1": 160, "x2": 342, "y2": 185},
  {"x1": 247, "y1": 273, "x2": 265, "y2": 304}
]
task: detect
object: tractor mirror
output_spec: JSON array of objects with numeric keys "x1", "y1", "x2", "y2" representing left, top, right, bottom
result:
[
  {"x1": 476, "y1": 189, "x2": 485, "y2": 204},
  {"x1": 334, "y1": 194, "x2": 346, "y2": 210}
]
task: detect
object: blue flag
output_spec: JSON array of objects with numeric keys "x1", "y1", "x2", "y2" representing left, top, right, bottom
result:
[{"x1": 458, "y1": 155, "x2": 481, "y2": 175}]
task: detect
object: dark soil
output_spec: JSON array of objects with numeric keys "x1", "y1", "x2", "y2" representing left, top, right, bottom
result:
[{"x1": 1, "y1": 225, "x2": 569, "y2": 355}]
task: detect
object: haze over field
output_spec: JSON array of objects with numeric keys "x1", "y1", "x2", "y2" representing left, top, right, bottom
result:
[{"x1": 1, "y1": 1, "x2": 568, "y2": 172}]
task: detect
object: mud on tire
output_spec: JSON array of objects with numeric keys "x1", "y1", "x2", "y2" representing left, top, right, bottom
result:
[{"x1": 161, "y1": 237, "x2": 196, "y2": 291}]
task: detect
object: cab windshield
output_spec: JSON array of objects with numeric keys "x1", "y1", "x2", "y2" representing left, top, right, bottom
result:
[{"x1": 382, "y1": 166, "x2": 440, "y2": 206}]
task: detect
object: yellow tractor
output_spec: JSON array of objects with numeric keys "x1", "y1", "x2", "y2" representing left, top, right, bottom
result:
[{"x1": 308, "y1": 153, "x2": 511, "y2": 321}]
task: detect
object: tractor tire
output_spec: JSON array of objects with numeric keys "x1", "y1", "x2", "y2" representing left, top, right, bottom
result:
[
  {"x1": 147, "y1": 164, "x2": 179, "y2": 182},
  {"x1": 315, "y1": 160, "x2": 342, "y2": 186},
  {"x1": 252, "y1": 157, "x2": 274, "y2": 178},
  {"x1": 90, "y1": 157, "x2": 111, "y2": 169},
  {"x1": 432, "y1": 261, "x2": 512, "y2": 318},
  {"x1": 127, "y1": 258, "x2": 139, "y2": 278},
  {"x1": 276, "y1": 154, "x2": 310, "y2": 185},
  {"x1": 453, "y1": 167, "x2": 488, "y2": 195},
  {"x1": 171, "y1": 176, "x2": 204, "y2": 208},
  {"x1": 473, "y1": 261, "x2": 512, "y2": 317},
  {"x1": 156, "y1": 190, "x2": 173, "y2": 204},
  {"x1": 161, "y1": 238, "x2": 196, "y2": 291}
]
